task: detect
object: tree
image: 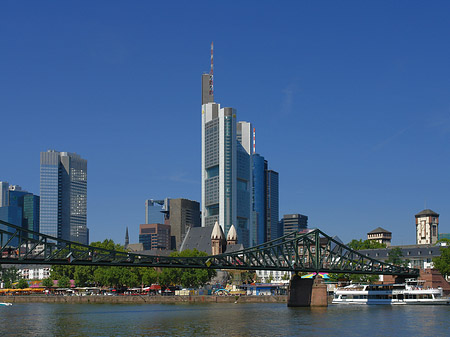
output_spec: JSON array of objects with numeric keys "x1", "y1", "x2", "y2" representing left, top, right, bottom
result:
[
  {"x1": 347, "y1": 239, "x2": 387, "y2": 250},
  {"x1": 42, "y1": 277, "x2": 54, "y2": 288},
  {"x1": 58, "y1": 275, "x2": 71, "y2": 288},
  {"x1": 0, "y1": 266, "x2": 19, "y2": 288},
  {"x1": 140, "y1": 268, "x2": 158, "y2": 286},
  {"x1": 386, "y1": 247, "x2": 409, "y2": 267},
  {"x1": 17, "y1": 278, "x2": 29, "y2": 289},
  {"x1": 433, "y1": 243, "x2": 450, "y2": 278},
  {"x1": 158, "y1": 249, "x2": 217, "y2": 288}
]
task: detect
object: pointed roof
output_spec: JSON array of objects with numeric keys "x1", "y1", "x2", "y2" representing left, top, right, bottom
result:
[
  {"x1": 125, "y1": 227, "x2": 129, "y2": 246},
  {"x1": 227, "y1": 224, "x2": 237, "y2": 241},
  {"x1": 211, "y1": 221, "x2": 224, "y2": 240},
  {"x1": 415, "y1": 209, "x2": 439, "y2": 218},
  {"x1": 368, "y1": 227, "x2": 392, "y2": 234}
]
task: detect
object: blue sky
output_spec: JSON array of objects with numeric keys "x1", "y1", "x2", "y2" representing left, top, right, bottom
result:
[{"x1": 1, "y1": 1, "x2": 450, "y2": 245}]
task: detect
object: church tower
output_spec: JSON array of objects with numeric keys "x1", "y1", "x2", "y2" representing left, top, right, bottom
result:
[
  {"x1": 211, "y1": 221, "x2": 225, "y2": 255},
  {"x1": 227, "y1": 224, "x2": 238, "y2": 245}
]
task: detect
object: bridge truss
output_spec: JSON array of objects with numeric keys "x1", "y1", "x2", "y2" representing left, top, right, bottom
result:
[{"x1": 0, "y1": 220, "x2": 418, "y2": 277}]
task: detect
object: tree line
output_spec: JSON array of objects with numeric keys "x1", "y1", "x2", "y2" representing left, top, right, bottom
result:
[{"x1": 48, "y1": 240, "x2": 216, "y2": 289}]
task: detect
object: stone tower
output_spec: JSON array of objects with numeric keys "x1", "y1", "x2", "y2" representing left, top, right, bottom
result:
[
  {"x1": 415, "y1": 209, "x2": 439, "y2": 245},
  {"x1": 211, "y1": 221, "x2": 225, "y2": 255},
  {"x1": 227, "y1": 224, "x2": 238, "y2": 245}
]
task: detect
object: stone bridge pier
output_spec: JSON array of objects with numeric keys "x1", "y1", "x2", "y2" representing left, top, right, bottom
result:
[{"x1": 287, "y1": 274, "x2": 328, "y2": 307}]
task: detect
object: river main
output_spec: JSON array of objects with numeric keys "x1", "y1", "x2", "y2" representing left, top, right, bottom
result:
[{"x1": 1, "y1": 303, "x2": 449, "y2": 336}]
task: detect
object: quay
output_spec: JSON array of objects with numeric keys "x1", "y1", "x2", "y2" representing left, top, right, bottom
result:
[{"x1": 0, "y1": 294, "x2": 288, "y2": 304}]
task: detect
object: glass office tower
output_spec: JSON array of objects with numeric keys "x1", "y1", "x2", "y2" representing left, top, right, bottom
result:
[{"x1": 40, "y1": 150, "x2": 88, "y2": 244}]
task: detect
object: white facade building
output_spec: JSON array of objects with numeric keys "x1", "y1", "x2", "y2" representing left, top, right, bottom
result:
[
  {"x1": 201, "y1": 102, "x2": 253, "y2": 247},
  {"x1": 17, "y1": 265, "x2": 51, "y2": 280}
]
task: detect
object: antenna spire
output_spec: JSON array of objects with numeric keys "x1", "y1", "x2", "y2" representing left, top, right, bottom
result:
[
  {"x1": 209, "y1": 41, "x2": 214, "y2": 96},
  {"x1": 253, "y1": 127, "x2": 256, "y2": 154}
]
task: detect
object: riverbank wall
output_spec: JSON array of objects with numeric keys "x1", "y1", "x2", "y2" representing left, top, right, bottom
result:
[{"x1": 1, "y1": 295, "x2": 288, "y2": 304}]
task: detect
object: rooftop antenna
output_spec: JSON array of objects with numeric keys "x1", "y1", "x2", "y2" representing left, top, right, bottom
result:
[
  {"x1": 209, "y1": 41, "x2": 214, "y2": 96},
  {"x1": 253, "y1": 127, "x2": 256, "y2": 154}
]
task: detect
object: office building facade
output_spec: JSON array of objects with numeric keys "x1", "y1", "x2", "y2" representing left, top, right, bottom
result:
[
  {"x1": 0, "y1": 181, "x2": 9, "y2": 207},
  {"x1": 0, "y1": 183, "x2": 40, "y2": 243},
  {"x1": 252, "y1": 154, "x2": 266, "y2": 245},
  {"x1": 282, "y1": 213, "x2": 308, "y2": 235},
  {"x1": 40, "y1": 150, "x2": 88, "y2": 244},
  {"x1": 145, "y1": 199, "x2": 169, "y2": 224},
  {"x1": 169, "y1": 198, "x2": 200, "y2": 250},
  {"x1": 139, "y1": 223, "x2": 171, "y2": 250},
  {"x1": 201, "y1": 102, "x2": 253, "y2": 247},
  {"x1": 266, "y1": 169, "x2": 280, "y2": 240}
]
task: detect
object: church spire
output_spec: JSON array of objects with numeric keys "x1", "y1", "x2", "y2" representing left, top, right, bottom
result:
[{"x1": 125, "y1": 227, "x2": 129, "y2": 248}]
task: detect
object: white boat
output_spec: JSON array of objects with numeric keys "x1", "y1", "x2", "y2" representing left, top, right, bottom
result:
[
  {"x1": 0, "y1": 303, "x2": 12, "y2": 306},
  {"x1": 332, "y1": 279, "x2": 450, "y2": 305}
]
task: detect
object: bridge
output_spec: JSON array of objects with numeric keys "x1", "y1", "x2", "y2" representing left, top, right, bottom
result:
[{"x1": 1, "y1": 219, "x2": 418, "y2": 277}]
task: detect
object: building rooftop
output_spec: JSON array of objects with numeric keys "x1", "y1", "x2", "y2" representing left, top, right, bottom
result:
[
  {"x1": 415, "y1": 209, "x2": 439, "y2": 217},
  {"x1": 368, "y1": 227, "x2": 392, "y2": 234}
]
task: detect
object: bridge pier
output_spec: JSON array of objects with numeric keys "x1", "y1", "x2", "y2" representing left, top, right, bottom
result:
[{"x1": 287, "y1": 274, "x2": 328, "y2": 307}]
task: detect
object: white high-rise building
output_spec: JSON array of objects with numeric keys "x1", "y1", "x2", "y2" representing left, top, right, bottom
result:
[
  {"x1": 0, "y1": 181, "x2": 9, "y2": 207},
  {"x1": 40, "y1": 150, "x2": 89, "y2": 244},
  {"x1": 201, "y1": 101, "x2": 253, "y2": 247}
]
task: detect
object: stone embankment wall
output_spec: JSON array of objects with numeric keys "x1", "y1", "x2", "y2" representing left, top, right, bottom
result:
[{"x1": 1, "y1": 295, "x2": 287, "y2": 304}]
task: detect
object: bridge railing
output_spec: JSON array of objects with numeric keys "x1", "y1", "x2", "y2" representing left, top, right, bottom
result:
[{"x1": 0, "y1": 220, "x2": 419, "y2": 276}]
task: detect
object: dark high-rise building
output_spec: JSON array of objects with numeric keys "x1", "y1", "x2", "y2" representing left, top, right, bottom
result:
[
  {"x1": 252, "y1": 154, "x2": 266, "y2": 245},
  {"x1": 169, "y1": 198, "x2": 200, "y2": 250},
  {"x1": 282, "y1": 214, "x2": 308, "y2": 235},
  {"x1": 0, "y1": 183, "x2": 40, "y2": 243},
  {"x1": 40, "y1": 150, "x2": 88, "y2": 244},
  {"x1": 266, "y1": 169, "x2": 279, "y2": 241},
  {"x1": 23, "y1": 194, "x2": 40, "y2": 238}
]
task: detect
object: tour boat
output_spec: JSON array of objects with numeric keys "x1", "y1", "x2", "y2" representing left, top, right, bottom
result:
[
  {"x1": 332, "y1": 279, "x2": 450, "y2": 305},
  {"x1": 0, "y1": 303, "x2": 12, "y2": 306}
]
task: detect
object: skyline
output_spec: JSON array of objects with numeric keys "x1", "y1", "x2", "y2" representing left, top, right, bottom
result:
[{"x1": 2, "y1": 1, "x2": 450, "y2": 245}]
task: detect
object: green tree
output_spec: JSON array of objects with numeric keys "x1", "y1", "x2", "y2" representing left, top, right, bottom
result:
[
  {"x1": 0, "y1": 266, "x2": 19, "y2": 288},
  {"x1": 281, "y1": 273, "x2": 291, "y2": 281},
  {"x1": 347, "y1": 239, "x2": 387, "y2": 250},
  {"x1": 158, "y1": 249, "x2": 216, "y2": 288},
  {"x1": 58, "y1": 275, "x2": 71, "y2": 288},
  {"x1": 433, "y1": 241, "x2": 450, "y2": 278},
  {"x1": 140, "y1": 268, "x2": 158, "y2": 286},
  {"x1": 386, "y1": 247, "x2": 409, "y2": 267},
  {"x1": 17, "y1": 278, "x2": 29, "y2": 289},
  {"x1": 42, "y1": 277, "x2": 54, "y2": 288}
]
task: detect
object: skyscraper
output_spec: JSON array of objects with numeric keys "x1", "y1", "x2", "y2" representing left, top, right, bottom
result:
[
  {"x1": 200, "y1": 106, "x2": 254, "y2": 247},
  {"x1": 201, "y1": 103, "x2": 237, "y2": 235},
  {"x1": 282, "y1": 214, "x2": 308, "y2": 235},
  {"x1": 40, "y1": 150, "x2": 88, "y2": 244},
  {"x1": 145, "y1": 199, "x2": 168, "y2": 224},
  {"x1": 266, "y1": 169, "x2": 279, "y2": 240},
  {"x1": 0, "y1": 181, "x2": 9, "y2": 207},
  {"x1": 169, "y1": 198, "x2": 201, "y2": 250},
  {"x1": 252, "y1": 154, "x2": 266, "y2": 245}
]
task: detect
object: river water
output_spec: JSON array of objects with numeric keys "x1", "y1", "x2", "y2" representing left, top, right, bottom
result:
[{"x1": 1, "y1": 302, "x2": 449, "y2": 336}]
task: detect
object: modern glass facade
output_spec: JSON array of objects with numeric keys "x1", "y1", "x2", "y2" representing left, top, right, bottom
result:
[
  {"x1": 252, "y1": 154, "x2": 266, "y2": 245},
  {"x1": 266, "y1": 169, "x2": 279, "y2": 240},
  {"x1": 23, "y1": 194, "x2": 40, "y2": 239},
  {"x1": 40, "y1": 150, "x2": 88, "y2": 245},
  {"x1": 145, "y1": 199, "x2": 167, "y2": 224},
  {"x1": 0, "y1": 206, "x2": 22, "y2": 246}
]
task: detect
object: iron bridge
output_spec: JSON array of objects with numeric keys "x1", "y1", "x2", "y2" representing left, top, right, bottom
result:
[{"x1": 0, "y1": 220, "x2": 419, "y2": 276}]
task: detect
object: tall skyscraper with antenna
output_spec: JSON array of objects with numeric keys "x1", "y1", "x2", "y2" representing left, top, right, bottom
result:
[{"x1": 201, "y1": 43, "x2": 253, "y2": 247}]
